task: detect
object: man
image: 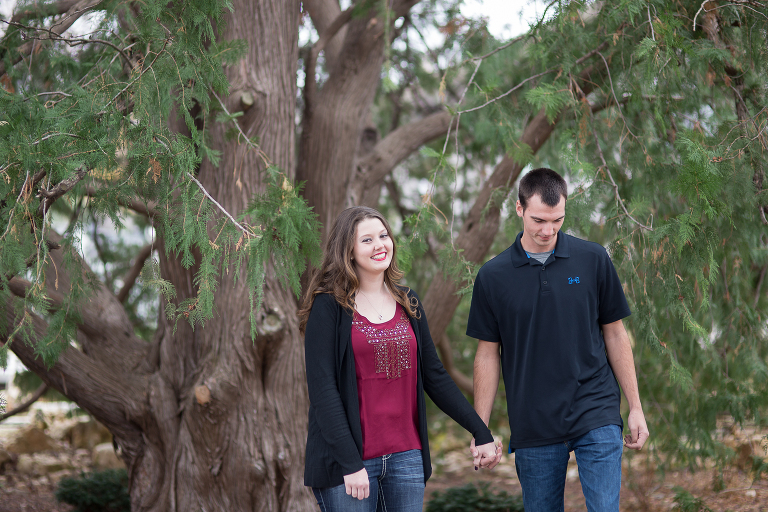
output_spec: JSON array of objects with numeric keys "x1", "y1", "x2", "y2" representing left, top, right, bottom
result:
[{"x1": 467, "y1": 168, "x2": 649, "y2": 511}]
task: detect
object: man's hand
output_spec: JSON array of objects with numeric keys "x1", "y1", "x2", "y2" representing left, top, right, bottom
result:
[
  {"x1": 343, "y1": 468, "x2": 370, "y2": 500},
  {"x1": 623, "y1": 408, "x2": 649, "y2": 450},
  {"x1": 470, "y1": 438, "x2": 503, "y2": 470}
]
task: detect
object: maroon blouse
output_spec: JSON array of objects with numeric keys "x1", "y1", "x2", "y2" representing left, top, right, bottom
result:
[{"x1": 351, "y1": 304, "x2": 422, "y2": 460}]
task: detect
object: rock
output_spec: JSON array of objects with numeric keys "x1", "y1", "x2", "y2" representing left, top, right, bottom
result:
[
  {"x1": 15, "y1": 453, "x2": 74, "y2": 476},
  {"x1": 16, "y1": 454, "x2": 35, "y2": 475},
  {"x1": 65, "y1": 419, "x2": 112, "y2": 450},
  {"x1": 5, "y1": 426, "x2": 57, "y2": 455},
  {"x1": 92, "y1": 443, "x2": 124, "y2": 470},
  {"x1": 47, "y1": 417, "x2": 80, "y2": 441},
  {"x1": 35, "y1": 454, "x2": 74, "y2": 475}
]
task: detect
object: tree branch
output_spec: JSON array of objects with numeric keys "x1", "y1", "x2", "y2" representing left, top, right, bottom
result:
[
  {"x1": 303, "y1": 0, "x2": 347, "y2": 72},
  {"x1": 693, "y1": 0, "x2": 767, "y2": 30},
  {"x1": 10, "y1": 0, "x2": 82, "y2": 23},
  {"x1": 351, "y1": 111, "x2": 454, "y2": 203},
  {"x1": 589, "y1": 110, "x2": 654, "y2": 231},
  {"x1": 117, "y1": 243, "x2": 154, "y2": 303},
  {"x1": 754, "y1": 264, "x2": 767, "y2": 309},
  {"x1": 0, "y1": 0, "x2": 105, "y2": 78},
  {"x1": 83, "y1": 184, "x2": 159, "y2": 218},
  {"x1": 1, "y1": 300, "x2": 146, "y2": 447},
  {"x1": 10, "y1": 230, "x2": 151, "y2": 369},
  {"x1": 457, "y1": 67, "x2": 557, "y2": 115},
  {"x1": 383, "y1": 178, "x2": 415, "y2": 219},
  {"x1": 0, "y1": 383, "x2": 48, "y2": 423},
  {"x1": 437, "y1": 334, "x2": 473, "y2": 394},
  {"x1": 185, "y1": 172, "x2": 259, "y2": 237},
  {"x1": 9, "y1": 276, "x2": 117, "y2": 340},
  {"x1": 2, "y1": 19, "x2": 133, "y2": 68},
  {"x1": 37, "y1": 166, "x2": 89, "y2": 216},
  {"x1": 304, "y1": 5, "x2": 355, "y2": 113}
]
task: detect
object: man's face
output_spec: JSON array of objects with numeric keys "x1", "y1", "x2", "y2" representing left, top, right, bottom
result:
[{"x1": 516, "y1": 193, "x2": 566, "y2": 253}]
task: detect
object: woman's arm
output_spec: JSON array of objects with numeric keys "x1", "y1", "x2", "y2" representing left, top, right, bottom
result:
[
  {"x1": 412, "y1": 295, "x2": 495, "y2": 447},
  {"x1": 305, "y1": 294, "x2": 365, "y2": 476}
]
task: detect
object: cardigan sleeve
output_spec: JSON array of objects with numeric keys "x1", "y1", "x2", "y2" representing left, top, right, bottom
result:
[
  {"x1": 411, "y1": 292, "x2": 494, "y2": 446},
  {"x1": 304, "y1": 293, "x2": 365, "y2": 476}
]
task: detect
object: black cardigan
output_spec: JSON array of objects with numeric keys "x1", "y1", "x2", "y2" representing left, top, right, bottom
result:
[{"x1": 304, "y1": 289, "x2": 494, "y2": 488}]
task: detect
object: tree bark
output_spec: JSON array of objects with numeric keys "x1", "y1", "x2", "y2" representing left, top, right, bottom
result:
[
  {"x1": 351, "y1": 111, "x2": 454, "y2": 206},
  {"x1": 297, "y1": 4, "x2": 389, "y2": 236},
  {"x1": 6, "y1": 1, "x2": 313, "y2": 510},
  {"x1": 135, "y1": 1, "x2": 312, "y2": 509}
]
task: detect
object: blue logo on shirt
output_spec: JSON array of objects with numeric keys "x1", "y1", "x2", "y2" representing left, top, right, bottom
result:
[{"x1": 568, "y1": 277, "x2": 580, "y2": 284}]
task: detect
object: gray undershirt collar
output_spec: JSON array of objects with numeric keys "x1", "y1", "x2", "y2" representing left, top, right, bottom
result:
[{"x1": 526, "y1": 250, "x2": 553, "y2": 264}]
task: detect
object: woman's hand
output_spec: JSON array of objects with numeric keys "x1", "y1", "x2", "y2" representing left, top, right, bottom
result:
[
  {"x1": 343, "y1": 468, "x2": 370, "y2": 500},
  {"x1": 470, "y1": 438, "x2": 503, "y2": 470}
]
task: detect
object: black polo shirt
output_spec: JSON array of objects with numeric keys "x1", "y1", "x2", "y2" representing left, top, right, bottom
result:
[{"x1": 467, "y1": 231, "x2": 630, "y2": 450}]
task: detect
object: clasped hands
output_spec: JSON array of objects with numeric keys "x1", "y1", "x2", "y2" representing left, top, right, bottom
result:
[
  {"x1": 343, "y1": 439, "x2": 503, "y2": 501},
  {"x1": 470, "y1": 438, "x2": 503, "y2": 470}
]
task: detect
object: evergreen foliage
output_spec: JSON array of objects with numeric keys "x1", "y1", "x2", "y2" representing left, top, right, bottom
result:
[
  {"x1": 55, "y1": 469, "x2": 130, "y2": 512},
  {"x1": 425, "y1": 482, "x2": 524, "y2": 512},
  {"x1": 0, "y1": 0, "x2": 320, "y2": 366},
  {"x1": 384, "y1": 0, "x2": 768, "y2": 471},
  {"x1": 672, "y1": 487, "x2": 712, "y2": 512}
]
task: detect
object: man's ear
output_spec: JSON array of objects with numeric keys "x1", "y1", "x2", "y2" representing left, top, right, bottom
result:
[{"x1": 515, "y1": 200, "x2": 524, "y2": 218}]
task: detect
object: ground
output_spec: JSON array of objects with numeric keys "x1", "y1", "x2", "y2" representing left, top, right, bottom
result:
[
  {"x1": 425, "y1": 449, "x2": 768, "y2": 511},
  {"x1": 1, "y1": 451, "x2": 766, "y2": 511},
  {"x1": 0, "y1": 412, "x2": 766, "y2": 511}
]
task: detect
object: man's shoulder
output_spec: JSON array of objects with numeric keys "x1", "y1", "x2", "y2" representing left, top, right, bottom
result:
[
  {"x1": 562, "y1": 232, "x2": 610, "y2": 260},
  {"x1": 477, "y1": 245, "x2": 515, "y2": 276}
]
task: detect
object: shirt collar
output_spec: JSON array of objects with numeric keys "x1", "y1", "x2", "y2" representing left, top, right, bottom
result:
[{"x1": 510, "y1": 231, "x2": 571, "y2": 267}]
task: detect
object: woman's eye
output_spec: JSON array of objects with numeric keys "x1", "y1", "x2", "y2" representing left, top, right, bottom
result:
[
  {"x1": 362, "y1": 238, "x2": 371, "y2": 243},
  {"x1": 380, "y1": 233, "x2": 389, "y2": 239}
]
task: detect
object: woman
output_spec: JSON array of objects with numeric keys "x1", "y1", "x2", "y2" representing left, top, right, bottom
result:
[{"x1": 299, "y1": 206, "x2": 500, "y2": 511}]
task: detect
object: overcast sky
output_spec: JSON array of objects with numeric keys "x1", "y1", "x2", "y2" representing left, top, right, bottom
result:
[
  {"x1": 462, "y1": 0, "x2": 545, "y2": 38},
  {"x1": 0, "y1": 1, "x2": 544, "y2": 39}
]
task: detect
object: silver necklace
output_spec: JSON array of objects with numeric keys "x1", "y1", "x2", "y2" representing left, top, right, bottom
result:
[{"x1": 358, "y1": 289, "x2": 387, "y2": 321}]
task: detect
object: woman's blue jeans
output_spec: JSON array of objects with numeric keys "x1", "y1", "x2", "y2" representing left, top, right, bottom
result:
[
  {"x1": 514, "y1": 424, "x2": 623, "y2": 512},
  {"x1": 312, "y1": 449, "x2": 424, "y2": 512}
]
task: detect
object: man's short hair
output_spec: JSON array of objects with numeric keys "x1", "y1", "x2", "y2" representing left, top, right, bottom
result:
[{"x1": 518, "y1": 168, "x2": 567, "y2": 210}]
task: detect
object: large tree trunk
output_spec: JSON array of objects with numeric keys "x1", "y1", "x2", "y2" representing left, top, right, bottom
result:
[
  {"x1": 135, "y1": 1, "x2": 311, "y2": 510},
  {"x1": 5, "y1": 1, "x2": 314, "y2": 510}
]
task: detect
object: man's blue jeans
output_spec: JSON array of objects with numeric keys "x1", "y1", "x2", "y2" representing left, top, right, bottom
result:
[
  {"x1": 312, "y1": 449, "x2": 424, "y2": 512},
  {"x1": 514, "y1": 424, "x2": 623, "y2": 512}
]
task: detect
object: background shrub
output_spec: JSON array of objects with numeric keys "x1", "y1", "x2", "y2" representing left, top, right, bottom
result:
[
  {"x1": 55, "y1": 469, "x2": 130, "y2": 512},
  {"x1": 426, "y1": 482, "x2": 524, "y2": 512}
]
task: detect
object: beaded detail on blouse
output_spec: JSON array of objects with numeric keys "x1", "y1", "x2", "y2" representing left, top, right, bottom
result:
[{"x1": 352, "y1": 309, "x2": 412, "y2": 379}]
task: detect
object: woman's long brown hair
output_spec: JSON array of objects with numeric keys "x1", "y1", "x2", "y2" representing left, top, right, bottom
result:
[{"x1": 298, "y1": 206, "x2": 419, "y2": 334}]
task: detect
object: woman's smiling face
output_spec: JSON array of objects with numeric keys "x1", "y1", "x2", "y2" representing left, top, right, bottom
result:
[{"x1": 351, "y1": 217, "x2": 393, "y2": 277}]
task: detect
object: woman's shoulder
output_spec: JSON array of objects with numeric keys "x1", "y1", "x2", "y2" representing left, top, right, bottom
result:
[{"x1": 312, "y1": 291, "x2": 340, "y2": 309}]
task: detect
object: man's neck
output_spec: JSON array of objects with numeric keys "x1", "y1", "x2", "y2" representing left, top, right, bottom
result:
[{"x1": 520, "y1": 233, "x2": 557, "y2": 254}]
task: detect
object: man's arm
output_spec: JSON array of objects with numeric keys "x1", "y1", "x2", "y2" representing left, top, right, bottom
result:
[
  {"x1": 602, "y1": 319, "x2": 649, "y2": 450},
  {"x1": 473, "y1": 340, "x2": 501, "y2": 424},
  {"x1": 470, "y1": 340, "x2": 502, "y2": 469}
]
